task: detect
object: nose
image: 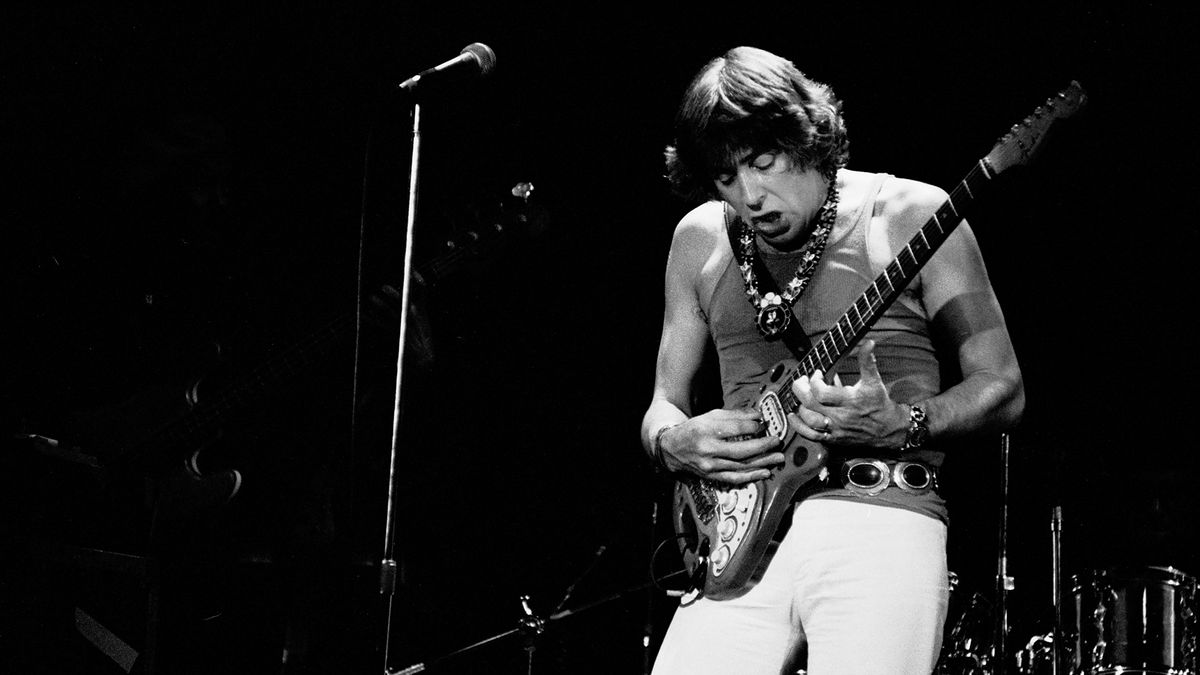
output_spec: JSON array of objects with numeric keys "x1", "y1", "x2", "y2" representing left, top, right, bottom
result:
[{"x1": 734, "y1": 168, "x2": 767, "y2": 211}]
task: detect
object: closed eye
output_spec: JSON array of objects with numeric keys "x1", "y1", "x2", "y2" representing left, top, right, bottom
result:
[{"x1": 752, "y1": 153, "x2": 777, "y2": 170}]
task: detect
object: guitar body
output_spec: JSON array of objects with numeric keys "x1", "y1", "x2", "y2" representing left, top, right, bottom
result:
[{"x1": 672, "y1": 364, "x2": 829, "y2": 601}]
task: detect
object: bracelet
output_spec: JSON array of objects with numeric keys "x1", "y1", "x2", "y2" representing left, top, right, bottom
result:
[{"x1": 651, "y1": 424, "x2": 678, "y2": 473}]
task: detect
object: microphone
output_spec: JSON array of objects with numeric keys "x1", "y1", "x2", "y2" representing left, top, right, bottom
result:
[{"x1": 398, "y1": 42, "x2": 496, "y2": 91}]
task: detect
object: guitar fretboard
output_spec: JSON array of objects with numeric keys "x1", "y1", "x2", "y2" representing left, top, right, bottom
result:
[{"x1": 776, "y1": 160, "x2": 994, "y2": 413}]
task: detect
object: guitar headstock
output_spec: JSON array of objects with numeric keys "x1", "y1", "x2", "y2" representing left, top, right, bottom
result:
[
  {"x1": 421, "y1": 181, "x2": 549, "y2": 284},
  {"x1": 984, "y1": 80, "x2": 1087, "y2": 175}
]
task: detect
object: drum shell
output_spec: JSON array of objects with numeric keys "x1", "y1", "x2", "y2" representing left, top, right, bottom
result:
[{"x1": 1071, "y1": 566, "x2": 1197, "y2": 675}]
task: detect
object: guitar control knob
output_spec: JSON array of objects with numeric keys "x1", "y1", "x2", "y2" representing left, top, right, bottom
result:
[
  {"x1": 719, "y1": 490, "x2": 738, "y2": 513},
  {"x1": 719, "y1": 516, "x2": 738, "y2": 541},
  {"x1": 711, "y1": 545, "x2": 730, "y2": 570}
]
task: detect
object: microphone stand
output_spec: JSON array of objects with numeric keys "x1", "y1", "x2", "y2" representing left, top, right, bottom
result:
[
  {"x1": 380, "y1": 98, "x2": 423, "y2": 672},
  {"x1": 994, "y1": 433, "x2": 1013, "y2": 674}
]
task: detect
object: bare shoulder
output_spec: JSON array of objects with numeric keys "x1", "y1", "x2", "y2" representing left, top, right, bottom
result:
[
  {"x1": 863, "y1": 174, "x2": 957, "y2": 269},
  {"x1": 668, "y1": 200, "x2": 730, "y2": 272},
  {"x1": 876, "y1": 176, "x2": 950, "y2": 226}
]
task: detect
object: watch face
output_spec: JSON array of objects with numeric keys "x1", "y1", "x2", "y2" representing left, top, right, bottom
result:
[{"x1": 906, "y1": 404, "x2": 929, "y2": 448}]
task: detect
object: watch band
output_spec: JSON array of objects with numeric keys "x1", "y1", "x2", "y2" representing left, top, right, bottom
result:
[{"x1": 902, "y1": 403, "x2": 929, "y2": 451}]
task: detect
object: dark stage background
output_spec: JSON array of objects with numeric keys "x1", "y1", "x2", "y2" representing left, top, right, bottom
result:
[{"x1": 3, "y1": 3, "x2": 1198, "y2": 674}]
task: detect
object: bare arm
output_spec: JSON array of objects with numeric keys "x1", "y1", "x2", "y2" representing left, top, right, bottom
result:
[
  {"x1": 791, "y1": 180, "x2": 1024, "y2": 450},
  {"x1": 641, "y1": 208, "x2": 784, "y2": 484}
]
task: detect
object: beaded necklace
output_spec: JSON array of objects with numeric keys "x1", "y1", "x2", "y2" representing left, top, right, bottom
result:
[{"x1": 731, "y1": 179, "x2": 840, "y2": 339}]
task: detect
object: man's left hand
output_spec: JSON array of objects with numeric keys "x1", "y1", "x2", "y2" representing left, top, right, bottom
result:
[{"x1": 790, "y1": 339, "x2": 908, "y2": 451}]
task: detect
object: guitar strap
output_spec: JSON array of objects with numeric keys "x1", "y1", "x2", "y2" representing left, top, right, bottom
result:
[{"x1": 723, "y1": 207, "x2": 813, "y2": 360}]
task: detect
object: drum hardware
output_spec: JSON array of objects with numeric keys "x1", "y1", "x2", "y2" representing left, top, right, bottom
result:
[
  {"x1": 934, "y1": 433, "x2": 1017, "y2": 675},
  {"x1": 1069, "y1": 565, "x2": 1198, "y2": 675},
  {"x1": 1014, "y1": 631, "x2": 1057, "y2": 675},
  {"x1": 1050, "y1": 505, "x2": 1063, "y2": 675},
  {"x1": 1015, "y1": 505, "x2": 1066, "y2": 674},
  {"x1": 936, "y1": 580, "x2": 998, "y2": 675},
  {"x1": 995, "y1": 433, "x2": 1014, "y2": 671}
]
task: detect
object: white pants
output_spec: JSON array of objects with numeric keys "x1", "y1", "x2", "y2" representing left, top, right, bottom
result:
[{"x1": 652, "y1": 499, "x2": 949, "y2": 675}]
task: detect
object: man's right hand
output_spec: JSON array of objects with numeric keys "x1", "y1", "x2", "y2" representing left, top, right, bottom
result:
[{"x1": 659, "y1": 408, "x2": 784, "y2": 485}]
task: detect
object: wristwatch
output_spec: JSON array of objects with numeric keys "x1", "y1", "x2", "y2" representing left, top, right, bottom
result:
[{"x1": 902, "y1": 403, "x2": 929, "y2": 451}]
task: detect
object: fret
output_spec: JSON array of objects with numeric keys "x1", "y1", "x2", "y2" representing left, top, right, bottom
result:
[
  {"x1": 863, "y1": 284, "x2": 881, "y2": 313},
  {"x1": 928, "y1": 211, "x2": 946, "y2": 244},
  {"x1": 875, "y1": 275, "x2": 894, "y2": 302},
  {"x1": 801, "y1": 354, "x2": 818, "y2": 377},
  {"x1": 806, "y1": 341, "x2": 825, "y2": 367},
  {"x1": 815, "y1": 340, "x2": 832, "y2": 371},
  {"x1": 935, "y1": 201, "x2": 959, "y2": 234},
  {"x1": 852, "y1": 298, "x2": 869, "y2": 327},
  {"x1": 975, "y1": 158, "x2": 993, "y2": 181},
  {"x1": 909, "y1": 229, "x2": 930, "y2": 262},
  {"x1": 780, "y1": 387, "x2": 799, "y2": 413},
  {"x1": 901, "y1": 255, "x2": 918, "y2": 282},
  {"x1": 832, "y1": 319, "x2": 849, "y2": 350},
  {"x1": 823, "y1": 337, "x2": 839, "y2": 369},
  {"x1": 847, "y1": 304, "x2": 863, "y2": 332}
]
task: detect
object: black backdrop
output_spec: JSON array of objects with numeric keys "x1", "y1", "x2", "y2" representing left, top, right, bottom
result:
[{"x1": 4, "y1": 3, "x2": 1198, "y2": 674}]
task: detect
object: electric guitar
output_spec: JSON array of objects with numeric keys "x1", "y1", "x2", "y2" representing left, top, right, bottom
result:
[{"x1": 671, "y1": 82, "x2": 1087, "y2": 601}]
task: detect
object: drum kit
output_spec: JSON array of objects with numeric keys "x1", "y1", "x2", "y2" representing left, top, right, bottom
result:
[
  {"x1": 934, "y1": 438, "x2": 1197, "y2": 675},
  {"x1": 937, "y1": 564, "x2": 1197, "y2": 675}
]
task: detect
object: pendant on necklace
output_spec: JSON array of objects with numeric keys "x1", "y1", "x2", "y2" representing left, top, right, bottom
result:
[{"x1": 755, "y1": 292, "x2": 791, "y2": 338}]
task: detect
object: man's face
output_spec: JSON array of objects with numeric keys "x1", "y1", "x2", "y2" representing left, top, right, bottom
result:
[{"x1": 714, "y1": 150, "x2": 827, "y2": 253}]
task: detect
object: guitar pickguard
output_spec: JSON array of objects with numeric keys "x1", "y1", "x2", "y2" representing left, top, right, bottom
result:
[
  {"x1": 674, "y1": 479, "x2": 760, "y2": 579},
  {"x1": 708, "y1": 483, "x2": 758, "y2": 576}
]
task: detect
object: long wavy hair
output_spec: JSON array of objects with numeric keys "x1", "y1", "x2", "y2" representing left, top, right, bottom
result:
[{"x1": 664, "y1": 46, "x2": 850, "y2": 205}]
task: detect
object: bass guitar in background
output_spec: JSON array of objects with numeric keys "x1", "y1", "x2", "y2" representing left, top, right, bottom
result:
[{"x1": 16, "y1": 181, "x2": 546, "y2": 525}]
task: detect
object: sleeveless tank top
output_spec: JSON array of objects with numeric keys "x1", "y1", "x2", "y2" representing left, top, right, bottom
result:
[{"x1": 704, "y1": 170, "x2": 948, "y2": 523}]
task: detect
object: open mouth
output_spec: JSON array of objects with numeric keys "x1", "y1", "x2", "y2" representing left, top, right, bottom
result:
[{"x1": 750, "y1": 212, "x2": 785, "y2": 236}]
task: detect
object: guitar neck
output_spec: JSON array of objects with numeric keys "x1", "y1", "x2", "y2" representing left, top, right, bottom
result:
[{"x1": 776, "y1": 160, "x2": 995, "y2": 410}]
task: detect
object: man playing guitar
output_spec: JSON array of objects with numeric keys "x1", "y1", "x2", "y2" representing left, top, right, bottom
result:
[{"x1": 641, "y1": 46, "x2": 1026, "y2": 674}]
